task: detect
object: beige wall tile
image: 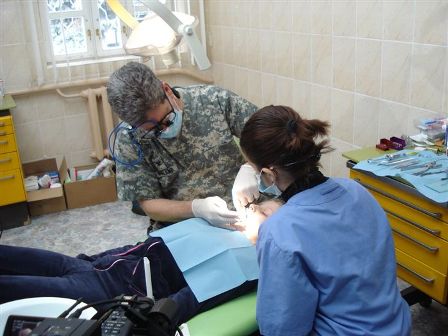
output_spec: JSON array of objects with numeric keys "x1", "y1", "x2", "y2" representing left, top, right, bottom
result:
[
  {"x1": 276, "y1": 77, "x2": 294, "y2": 107},
  {"x1": 39, "y1": 117, "x2": 67, "y2": 157},
  {"x1": 258, "y1": 1, "x2": 274, "y2": 31},
  {"x1": 293, "y1": 34, "x2": 311, "y2": 81},
  {"x1": 233, "y1": 29, "x2": 247, "y2": 68},
  {"x1": 246, "y1": 30, "x2": 261, "y2": 71},
  {"x1": 261, "y1": 74, "x2": 277, "y2": 106},
  {"x1": 293, "y1": 80, "x2": 312, "y2": 118},
  {"x1": 356, "y1": 0, "x2": 383, "y2": 39},
  {"x1": 248, "y1": 0, "x2": 262, "y2": 29},
  {"x1": 333, "y1": 37, "x2": 355, "y2": 91},
  {"x1": 381, "y1": 42, "x2": 411, "y2": 104},
  {"x1": 64, "y1": 114, "x2": 92, "y2": 152},
  {"x1": 383, "y1": 0, "x2": 413, "y2": 42},
  {"x1": 332, "y1": 90, "x2": 354, "y2": 143},
  {"x1": 36, "y1": 92, "x2": 66, "y2": 120},
  {"x1": 311, "y1": 85, "x2": 331, "y2": 121},
  {"x1": 11, "y1": 95, "x2": 38, "y2": 125},
  {"x1": 333, "y1": 0, "x2": 356, "y2": 37},
  {"x1": 15, "y1": 122, "x2": 44, "y2": 163},
  {"x1": 329, "y1": 138, "x2": 358, "y2": 178},
  {"x1": 247, "y1": 70, "x2": 263, "y2": 108},
  {"x1": 69, "y1": 150, "x2": 99, "y2": 167},
  {"x1": 221, "y1": 64, "x2": 236, "y2": 92},
  {"x1": 353, "y1": 94, "x2": 380, "y2": 147},
  {"x1": 64, "y1": 96, "x2": 88, "y2": 116},
  {"x1": 356, "y1": 39, "x2": 381, "y2": 97},
  {"x1": 311, "y1": 35, "x2": 332, "y2": 86},
  {"x1": 311, "y1": 0, "x2": 332, "y2": 35},
  {"x1": 221, "y1": 28, "x2": 235, "y2": 66},
  {"x1": 212, "y1": 62, "x2": 225, "y2": 87},
  {"x1": 276, "y1": 32, "x2": 293, "y2": 78},
  {"x1": 410, "y1": 44, "x2": 446, "y2": 113},
  {"x1": 292, "y1": 0, "x2": 311, "y2": 34},
  {"x1": 414, "y1": 0, "x2": 448, "y2": 46},
  {"x1": 272, "y1": 1, "x2": 293, "y2": 32},
  {"x1": 207, "y1": 26, "x2": 225, "y2": 62},
  {"x1": 232, "y1": 0, "x2": 249, "y2": 29},
  {"x1": 261, "y1": 31, "x2": 277, "y2": 74},
  {"x1": 379, "y1": 100, "x2": 410, "y2": 139},
  {"x1": 233, "y1": 67, "x2": 249, "y2": 99}
]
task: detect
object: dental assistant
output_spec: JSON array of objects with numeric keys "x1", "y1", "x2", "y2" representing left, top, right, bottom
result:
[
  {"x1": 239, "y1": 105, "x2": 411, "y2": 336},
  {"x1": 107, "y1": 62, "x2": 259, "y2": 231}
]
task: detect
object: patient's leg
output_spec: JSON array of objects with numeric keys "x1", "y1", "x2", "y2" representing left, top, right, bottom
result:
[
  {"x1": 0, "y1": 272, "x2": 110, "y2": 304},
  {"x1": 0, "y1": 245, "x2": 91, "y2": 276}
]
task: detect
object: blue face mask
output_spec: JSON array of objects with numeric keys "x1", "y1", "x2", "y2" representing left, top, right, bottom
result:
[
  {"x1": 159, "y1": 109, "x2": 183, "y2": 139},
  {"x1": 256, "y1": 171, "x2": 282, "y2": 197}
]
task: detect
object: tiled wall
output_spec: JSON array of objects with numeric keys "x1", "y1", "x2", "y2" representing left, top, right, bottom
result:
[{"x1": 205, "y1": 0, "x2": 448, "y2": 177}]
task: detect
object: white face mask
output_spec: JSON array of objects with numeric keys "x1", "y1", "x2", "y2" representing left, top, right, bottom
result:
[
  {"x1": 159, "y1": 108, "x2": 183, "y2": 139},
  {"x1": 255, "y1": 171, "x2": 282, "y2": 197}
]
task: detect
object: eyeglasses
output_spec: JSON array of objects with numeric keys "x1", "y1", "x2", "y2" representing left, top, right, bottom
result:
[{"x1": 132, "y1": 97, "x2": 176, "y2": 139}]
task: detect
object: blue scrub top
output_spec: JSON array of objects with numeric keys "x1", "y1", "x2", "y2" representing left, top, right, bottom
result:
[{"x1": 256, "y1": 178, "x2": 411, "y2": 336}]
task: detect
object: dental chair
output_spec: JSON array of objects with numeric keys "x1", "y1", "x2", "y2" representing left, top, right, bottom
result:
[{"x1": 187, "y1": 290, "x2": 258, "y2": 335}]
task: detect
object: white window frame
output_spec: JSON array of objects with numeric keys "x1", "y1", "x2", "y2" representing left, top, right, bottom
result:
[{"x1": 39, "y1": 0, "x2": 172, "y2": 64}]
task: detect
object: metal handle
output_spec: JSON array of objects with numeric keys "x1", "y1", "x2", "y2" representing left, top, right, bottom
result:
[
  {"x1": 354, "y1": 178, "x2": 442, "y2": 219},
  {"x1": 386, "y1": 210, "x2": 441, "y2": 236},
  {"x1": 396, "y1": 262, "x2": 434, "y2": 284},
  {"x1": 0, "y1": 140, "x2": 8, "y2": 145},
  {"x1": 96, "y1": 28, "x2": 101, "y2": 39},
  {"x1": 0, "y1": 131, "x2": 5, "y2": 136},
  {"x1": 87, "y1": 29, "x2": 92, "y2": 40},
  {"x1": 392, "y1": 228, "x2": 439, "y2": 253},
  {"x1": 0, "y1": 175, "x2": 14, "y2": 181},
  {"x1": 0, "y1": 158, "x2": 12, "y2": 164},
  {"x1": 0, "y1": 122, "x2": 4, "y2": 127}
]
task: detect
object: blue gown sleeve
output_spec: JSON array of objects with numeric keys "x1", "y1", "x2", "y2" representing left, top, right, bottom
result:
[{"x1": 256, "y1": 238, "x2": 318, "y2": 336}]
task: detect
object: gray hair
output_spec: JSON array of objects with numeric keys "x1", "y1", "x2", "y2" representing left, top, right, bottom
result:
[{"x1": 107, "y1": 62, "x2": 165, "y2": 126}]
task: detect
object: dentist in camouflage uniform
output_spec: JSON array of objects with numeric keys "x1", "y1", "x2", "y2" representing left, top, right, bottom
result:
[{"x1": 107, "y1": 62, "x2": 259, "y2": 231}]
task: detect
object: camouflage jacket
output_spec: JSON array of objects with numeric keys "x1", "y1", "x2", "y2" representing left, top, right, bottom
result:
[{"x1": 114, "y1": 85, "x2": 258, "y2": 205}]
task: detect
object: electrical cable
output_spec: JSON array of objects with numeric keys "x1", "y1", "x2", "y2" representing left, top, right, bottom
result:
[{"x1": 58, "y1": 297, "x2": 84, "y2": 318}]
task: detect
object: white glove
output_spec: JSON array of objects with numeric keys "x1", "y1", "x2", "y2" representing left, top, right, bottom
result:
[
  {"x1": 192, "y1": 196, "x2": 239, "y2": 229},
  {"x1": 232, "y1": 164, "x2": 259, "y2": 213}
]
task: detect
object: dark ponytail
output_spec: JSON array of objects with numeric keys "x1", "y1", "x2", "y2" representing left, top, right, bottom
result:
[{"x1": 240, "y1": 105, "x2": 333, "y2": 177}]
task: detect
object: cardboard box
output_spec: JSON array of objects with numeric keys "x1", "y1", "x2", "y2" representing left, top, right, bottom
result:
[
  {"x1": 23, "y1": 158, "x2": 67, "y2": 216},
  {"x1": 64, "y1": 163, "x2": 117, "y2": 209}
]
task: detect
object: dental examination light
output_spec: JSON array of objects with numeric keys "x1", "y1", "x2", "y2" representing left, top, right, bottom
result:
[{"x1": 107, "y1": 0, "x2": 211, "y2": 70}]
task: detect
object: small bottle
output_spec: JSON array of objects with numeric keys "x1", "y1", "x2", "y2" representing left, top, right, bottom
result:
[{"x1": 86, "y1": 158, "x2": 114, "y2": 180}]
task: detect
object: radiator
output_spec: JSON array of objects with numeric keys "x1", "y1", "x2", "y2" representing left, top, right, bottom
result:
[{"x1": 80, "y1": 87, "x2": 115, "y2": 161}]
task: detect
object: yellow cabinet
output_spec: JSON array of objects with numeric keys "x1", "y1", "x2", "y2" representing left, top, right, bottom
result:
[
  {"x1": 349, "y1": 167, "x2": 448, "y2": 305},
  {"x1": 0, "y1": 114, "x2": 26, "y2": 206}
]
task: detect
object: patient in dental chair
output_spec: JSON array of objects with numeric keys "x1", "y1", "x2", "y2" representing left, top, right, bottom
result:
[{"x1": 0, "y1": 200, "x2": 281, "y2": 325}]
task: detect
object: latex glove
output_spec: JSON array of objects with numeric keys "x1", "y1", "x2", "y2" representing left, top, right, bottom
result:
[
  {"x1": 232, "y1": 164, "x2": 259, "y2": 214},
  {"x1": 192, "y1": 196, "x2": 240, "y2": 229}
]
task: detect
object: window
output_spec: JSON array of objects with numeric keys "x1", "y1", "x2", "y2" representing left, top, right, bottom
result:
[{"x1": 41, "y1": 0, "x2": 169, "y2": 62}]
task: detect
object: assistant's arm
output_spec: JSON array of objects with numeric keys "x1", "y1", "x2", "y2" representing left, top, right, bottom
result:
[{"x1": 257, "y1": 238, "x2": 318, "y2": 336}]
